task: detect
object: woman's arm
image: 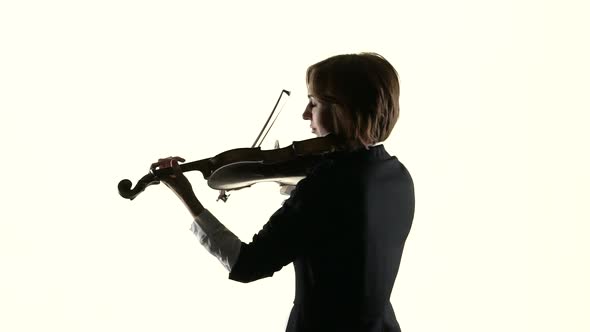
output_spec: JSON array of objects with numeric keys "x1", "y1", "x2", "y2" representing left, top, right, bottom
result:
[
  {"x1": 152, "y1": 157, "x2": 241, "y2": 272},
  {"x1": 190, "y1": 209, "x2": 241, "y2": 272}
]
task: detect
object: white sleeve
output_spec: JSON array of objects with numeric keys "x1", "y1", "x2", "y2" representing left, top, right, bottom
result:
[{"x1": 189, "y1": 209, "x2": 241, "y2": 272}]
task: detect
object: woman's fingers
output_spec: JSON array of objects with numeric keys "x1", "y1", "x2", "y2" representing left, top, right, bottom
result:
[
  {"x1": 151, "y1": 156, "x2": 186, "y2": 170},
  {"x1": 150, "y1": 156, "x2": 188, "y2": 182},
  {"x1": 147, "y1": 156, "x2": 194, "y2": 196}
]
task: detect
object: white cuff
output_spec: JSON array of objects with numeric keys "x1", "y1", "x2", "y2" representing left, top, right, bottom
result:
[{"x1": 189, "y1": 209, "x2": 241, "y2": 272}]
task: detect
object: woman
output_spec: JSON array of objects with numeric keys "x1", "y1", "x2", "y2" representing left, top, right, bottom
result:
[{"x1": 152, "y1": 52, "x2": 415, "y2": 331}]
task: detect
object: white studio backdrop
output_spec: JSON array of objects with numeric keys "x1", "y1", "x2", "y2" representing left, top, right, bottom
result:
[{"x1": 1, "y1": 1, "x2": 589, "y2": 331}]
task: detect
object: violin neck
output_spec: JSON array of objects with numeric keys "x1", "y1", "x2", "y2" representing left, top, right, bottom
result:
[{"x1": 179, "y1": 158, "x2": 213, "y2": 178}]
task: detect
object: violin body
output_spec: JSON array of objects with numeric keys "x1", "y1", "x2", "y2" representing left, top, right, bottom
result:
[{"x1": 208, "y1": 161, "x2": 304, "y2": 190}]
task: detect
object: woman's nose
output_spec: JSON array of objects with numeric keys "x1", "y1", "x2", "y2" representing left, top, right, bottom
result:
[{"x1": 302, "y1": 105, "x2": 311, "y2": 120}]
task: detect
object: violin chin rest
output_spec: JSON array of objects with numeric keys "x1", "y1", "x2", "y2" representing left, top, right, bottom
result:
[{"x1": 207, "y1": 161, "x2": 305, "y2": 190}]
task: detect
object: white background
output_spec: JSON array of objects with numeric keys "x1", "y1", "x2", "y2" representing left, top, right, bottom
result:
[{"x1": 1, "y1": 1, "x2": 589, "y2": 331}]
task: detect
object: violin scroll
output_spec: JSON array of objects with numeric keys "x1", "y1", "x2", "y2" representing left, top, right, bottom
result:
[{"x1": 118, "y1": 173, "x2": 161, "y2": 200}]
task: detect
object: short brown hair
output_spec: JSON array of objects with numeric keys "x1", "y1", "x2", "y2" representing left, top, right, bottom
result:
[{"x1": 306, "y1": 52, "x2": 400, "y2": 148}]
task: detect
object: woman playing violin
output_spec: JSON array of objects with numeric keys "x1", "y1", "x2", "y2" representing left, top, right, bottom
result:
[{"x1": 152, "y1": 52, "x2": 415, "y2": 332}]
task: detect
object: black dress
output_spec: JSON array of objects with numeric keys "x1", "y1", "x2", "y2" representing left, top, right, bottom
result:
[{"x1": 229, "y1": 144, "x2": 415, "y2": 332}]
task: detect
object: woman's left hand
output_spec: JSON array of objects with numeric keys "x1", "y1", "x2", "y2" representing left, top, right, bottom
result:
[
  {"x1": 151, "y1": 156, "x2": 205, "y2": 217},
  {"x1": 151, "y1": 156, "x2": 196, "y2": 201}
]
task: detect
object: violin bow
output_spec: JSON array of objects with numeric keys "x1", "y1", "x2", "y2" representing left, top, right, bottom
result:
[{"x1": 216, "y1": 89, "x2": 291, "y2": 202}]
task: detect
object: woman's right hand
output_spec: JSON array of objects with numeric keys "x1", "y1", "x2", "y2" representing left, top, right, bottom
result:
[{"x1": 279, "y1": 184, "x2": 296, "y2": 196}]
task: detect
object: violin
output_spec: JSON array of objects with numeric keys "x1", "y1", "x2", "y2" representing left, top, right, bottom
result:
[
  {"x1": 117, "y1": 134, "x2": 346, "y2": 201},
  {"x1": 117, "y1": 90, "x2": 347, "y2": 202}
]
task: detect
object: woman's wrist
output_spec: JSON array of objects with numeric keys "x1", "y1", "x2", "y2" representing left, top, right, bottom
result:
[
  {"x1": 184, "y1": 196, "x2": 205, "y2": 218},
  {"x1": 176, "y1": 190, "x2": 205, "y2": 218}
]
